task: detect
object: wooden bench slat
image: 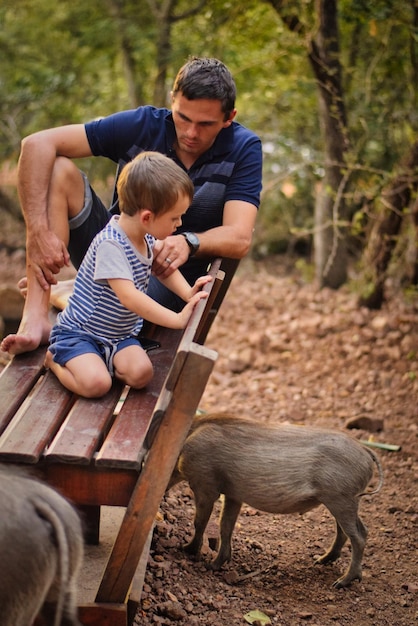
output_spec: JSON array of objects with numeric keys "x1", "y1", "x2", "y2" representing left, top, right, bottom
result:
[
  {"x1": 0, "y1": 370, "x2": 73, "y2": 463},
  {"x1": 41, "y1": 464, "x2": 138, "y2": 508},
  {"x1": 95, "y1": 337, "x2": 179, "y2": 470},
  {"x1": 0, "y1": 347, "x2": 45, "y2": 435},
  {"x1": 177, "y1": 259, "x2": 223, "y2": 348},
  {"x1": 45, "y1": 381, "x2": 125, "y2": 465}
]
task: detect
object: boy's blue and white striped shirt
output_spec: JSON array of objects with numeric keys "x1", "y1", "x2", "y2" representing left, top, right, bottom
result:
[{"x1": 57, "y1": 216, "x2": 154, "y2": 342}]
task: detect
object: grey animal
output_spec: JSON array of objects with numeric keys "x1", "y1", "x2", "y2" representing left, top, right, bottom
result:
[
  {"x1": 0, "y1": 466, "x2": 84, "y2": 626},
  {"x1": 169, "y1": 412, "x2": 383, "y2": 589}
]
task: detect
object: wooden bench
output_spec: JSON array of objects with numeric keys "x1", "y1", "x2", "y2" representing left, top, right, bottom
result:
[{"x1": 0, "y1": 256, "x2": 239, "y2": 626}]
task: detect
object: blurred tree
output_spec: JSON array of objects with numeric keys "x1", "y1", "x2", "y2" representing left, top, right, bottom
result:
[
  {"x1": 266, "y1": 0, "x2": 350, "y2": 288},
  {"x1": 1, "y1": 0, "x2": 417, "y2": 301},
  {"x1": 358, "y1": 140, "x2": 418, "y2": 308},
  {"x1": 146, "y1": 0, "x2": 207, "y2": 106}
]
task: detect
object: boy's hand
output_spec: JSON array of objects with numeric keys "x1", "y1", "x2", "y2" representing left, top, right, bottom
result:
[
  {"x1": 189, "y1": 275, "x2": 212, "y2": 299},
  {"x1": 177, "y1": 291, "x2": 208, "y2": 328}
]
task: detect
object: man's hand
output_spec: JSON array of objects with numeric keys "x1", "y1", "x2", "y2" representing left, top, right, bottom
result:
[
  {"x1": 26, "y1": 229, "x2": 70, "y2": 290},
  {"x1": 152, "y1": 235, "x2": 191, "y2": 278}
]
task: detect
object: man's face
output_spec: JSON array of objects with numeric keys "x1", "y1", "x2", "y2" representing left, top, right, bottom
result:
[{"x1": 171, "y1": 92, "x2": 236, "y2": 159}]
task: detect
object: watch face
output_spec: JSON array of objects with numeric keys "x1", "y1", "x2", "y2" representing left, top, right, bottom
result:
[
  {"x1": 187, "y1": 233, "x2": 199, "y2": 247},
  {"x1": 183, "y1": 232, "x2": 200, "y2": 255}
]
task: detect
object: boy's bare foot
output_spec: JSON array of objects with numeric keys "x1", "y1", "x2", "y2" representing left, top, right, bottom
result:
[
  {"x1": 44, "y1": 349, "x2": 53, "y2": 369},
  {"x1": 0, "y1": 319, "x2": 52, "y2": 355}
]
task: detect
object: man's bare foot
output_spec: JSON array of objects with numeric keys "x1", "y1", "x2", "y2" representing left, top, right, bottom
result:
[
  {"x1": 1, "y1": 320, "x2": 52, "y2": 356},
  {"x1": 17, "y1": 277, "x2": 75, "y2": 311},
  {"x1": 49, "y1": 278, "x2": 75, "y2": 310}
]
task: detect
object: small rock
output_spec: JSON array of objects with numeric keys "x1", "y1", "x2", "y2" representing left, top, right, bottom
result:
[
  {"x1": 157, "y1": 600, "x2": 187, "y2": 620},
  {"x1": 370, "y1": 315, "x2": 389, "y2": 332},
  {"x1": 345, "y1": 415, "x2": 384, "y2": 432},
  {"x1": 223, "y1": 570, "x2": 240, "y2": 584}
]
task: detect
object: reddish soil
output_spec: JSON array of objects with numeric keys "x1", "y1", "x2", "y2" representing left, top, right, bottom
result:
[{"x1": 141, "y1": 258, "x2": 418, "y2": 626}]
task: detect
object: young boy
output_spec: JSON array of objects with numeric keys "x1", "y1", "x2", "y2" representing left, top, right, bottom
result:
[{"x1": 45, "y1": 152, "x2": 211, "y2": 398}]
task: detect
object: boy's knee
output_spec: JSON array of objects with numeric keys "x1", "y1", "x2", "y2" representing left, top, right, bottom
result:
[
  {"x1": 79, "y1": 373, "x2": 112, "y2": 398},
  {"x1": 116, "y1": 361, "x2": 154, "y2": 389}
]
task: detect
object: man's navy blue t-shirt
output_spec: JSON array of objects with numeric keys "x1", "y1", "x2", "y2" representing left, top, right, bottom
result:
[
  {"x1": 85, "y1": 106, "x2": 262, "y2": 284},
  {"x1": 85, "y1": 107, "x2": 262, "y2": 228}
]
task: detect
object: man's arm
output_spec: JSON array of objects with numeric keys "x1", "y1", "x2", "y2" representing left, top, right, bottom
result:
[
  {"x1": 195, "y1": 199, "x2": 257, "y2": 258},
  {"x1": 152, "y1": 199, "x2": 257, "y2": 278},
  {"x1": 18, "y1": 124, "x2": 92, "y2": 231},
  {"x1": 18, "y1": 124, "x2": 93, "y2": 287}
]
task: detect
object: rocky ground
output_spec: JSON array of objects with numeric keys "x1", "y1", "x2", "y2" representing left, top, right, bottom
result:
[
  {"x1": 140, "y1": 258, "x2": 418, "y2": 626},
  {"x1": 0, "y1": 206, "x2": 417, "y2": 625}
]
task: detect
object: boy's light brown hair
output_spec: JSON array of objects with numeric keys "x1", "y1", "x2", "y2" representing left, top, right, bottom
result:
[{"x1": 117, "y1": 151, "x2": 194, "y2": 217}]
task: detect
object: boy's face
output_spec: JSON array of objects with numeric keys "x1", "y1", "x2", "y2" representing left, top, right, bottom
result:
[
  {"x1": 171, "y1": 93, "x2": 236, "y2": 159},
  {"x1": 147, "y1": 192, "x2": 189, "y2": 240}
]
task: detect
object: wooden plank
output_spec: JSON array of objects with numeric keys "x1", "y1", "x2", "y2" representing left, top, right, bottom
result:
[
  {"x1": 95, "y1": 342, "x2": 217, "y2": 604},
  {"x1": 193, "y1": 268, "x2": 224, "y2": 345},
  {"x1": 45, "y1": 380, "x2": 124, "y2": 464},
  {"x1": 0, "y1": 347, "x2": 46, "y2": 435},
  {"x1": 77, "y1": 604, "x2": 128, "y2": 626},
  {"x1": 128, "y1": 527, "x2": 154, "y2": 607},
  {"x1": 40, "y1": 464, "x2": 138, "y2": 507},
  {"x1": 0, "y1": 370, "x2": 73, "y2": 463},
  {"x1": 95, "y1": 333, "x2": 181, "y2": 470},
  {"x1": 177, "y1": 258, "x2": 222, "y2": 349},
  {"x1": 196, "y1": 257, "x2": 240, "y2": 344}
]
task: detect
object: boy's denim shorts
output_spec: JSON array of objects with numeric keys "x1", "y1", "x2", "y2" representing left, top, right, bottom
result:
[{"x1": 48, "y1": 327, "x2": 141, "y2": 376}]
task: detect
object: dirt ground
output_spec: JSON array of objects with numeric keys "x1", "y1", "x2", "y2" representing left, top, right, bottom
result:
[
  {"x1": 0, "y1": 207, "x2": 417, "y2": 626},
  {"x1": 140, "y1": 258, "x2": 418, "y2": 626}
]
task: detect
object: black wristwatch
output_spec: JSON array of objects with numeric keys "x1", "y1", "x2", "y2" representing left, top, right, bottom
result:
[{"x1": 181, "y1": 232, "x2": 200, "y2": 257}]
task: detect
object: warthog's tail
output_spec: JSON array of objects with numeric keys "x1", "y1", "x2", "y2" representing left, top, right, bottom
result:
[
  {"x1": 33, "y1": 498, "x2": 71, "y2": 626},
  {"x1": 359, "y1": 447, "x2": 384, "y2": 497}
]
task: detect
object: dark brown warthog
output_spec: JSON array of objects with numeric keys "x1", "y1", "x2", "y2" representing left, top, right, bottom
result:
[{"x1": 169, "y1": 413, "x2": 383, "y2": 588}]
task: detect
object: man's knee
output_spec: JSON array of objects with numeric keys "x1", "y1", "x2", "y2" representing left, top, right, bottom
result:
[{"x1": 50, "y1": 157, "x2": 85, "y2": 218}]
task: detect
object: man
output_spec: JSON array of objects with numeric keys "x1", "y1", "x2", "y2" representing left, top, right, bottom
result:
[{"x1": 1, "y1": 57, "x2": 262, "y2": 355}]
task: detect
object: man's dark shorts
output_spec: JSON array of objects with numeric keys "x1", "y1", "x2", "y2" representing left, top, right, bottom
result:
[{"x1": 68, "y1": 172, "x2": 111, "y2": 270}]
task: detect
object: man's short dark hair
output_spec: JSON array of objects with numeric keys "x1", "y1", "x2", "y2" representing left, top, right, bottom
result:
[{"x1": 172, "y1": 57, "x2": 236, "y2": 120}]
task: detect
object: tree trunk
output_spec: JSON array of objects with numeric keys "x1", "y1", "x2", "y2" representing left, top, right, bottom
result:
[
  {"x1": 153, "y1": 15, "x2": 173, "y2": 107},
  {"x1": 268, "y1": 0, "x2": 350, "y2": 288},
  {"x1": 147, "y1": 0, "x2": 208, "y2": 107},
  {"x1": 106, "y1": 0, "x2": 145, "y2": 107},
  {"x1": 358, "y1": 141, "x2": 418, "y2": 308}
]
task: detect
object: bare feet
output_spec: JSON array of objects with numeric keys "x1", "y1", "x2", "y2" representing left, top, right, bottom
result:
[
  {"x1": 44, "y1": 349, "x2": 53, "y2": 369},
  {"x1": 2, "y1": 276, "x2": 75, "y2": 356},
  {"x1": 17, "y1": 277, "x2": 75, "y2": 311},
  {"x1": 49, "y1": 278, "x2": 75, "y2": 310},
  {"x1": 1, "y1": 318, "x2": 52, "y2": 355}
]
